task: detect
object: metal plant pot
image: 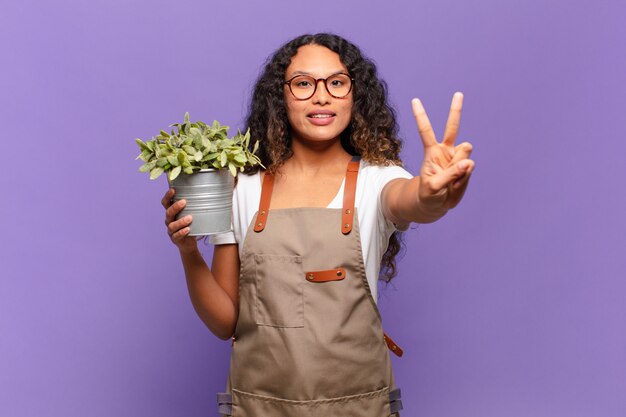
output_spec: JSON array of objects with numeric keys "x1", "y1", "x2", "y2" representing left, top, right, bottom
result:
[{"x1": 169, "y1": 169, "x2": 234, "y2": 236}]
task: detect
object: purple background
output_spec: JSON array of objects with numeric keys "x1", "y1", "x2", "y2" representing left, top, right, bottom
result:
[{"x1": 1, "y1": 0, "x2": 625, "y2": 416}]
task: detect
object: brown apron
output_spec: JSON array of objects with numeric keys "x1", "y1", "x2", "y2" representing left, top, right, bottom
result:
[{"x1": 217, "y1": 157, "x2": 403, "y2": 416}]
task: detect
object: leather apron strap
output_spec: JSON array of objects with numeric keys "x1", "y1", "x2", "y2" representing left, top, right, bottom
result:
[
  {"x1": 253, "y1": 171, "x2": 274, "y2": 232},
  {"x1": 342, "y1": 156, "x2": 360, "y2": 235}
]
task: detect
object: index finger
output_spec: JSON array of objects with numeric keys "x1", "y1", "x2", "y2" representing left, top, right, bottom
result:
[
  {"x1": 442, "y1": 92, "x2": 463, "y2": 146},
  {"x1": 411, "y1": 98, "x2": 438, "y2": 147}
]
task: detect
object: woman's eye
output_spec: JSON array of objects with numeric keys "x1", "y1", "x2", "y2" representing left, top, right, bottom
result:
[
  {"x1": 330, "y1": 80, "x2": 344, "y2": 87},
  {"x1": 292, "y1": 77, "x2": 314, "y2": 88}
]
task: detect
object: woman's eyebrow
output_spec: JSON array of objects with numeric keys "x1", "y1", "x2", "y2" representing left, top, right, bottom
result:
[{"x1": 288, "y1": 70, "x2": 347, "y2": 78}]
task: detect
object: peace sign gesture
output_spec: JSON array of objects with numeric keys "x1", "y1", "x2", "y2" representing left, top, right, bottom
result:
[{"x1": 412, "y1": 92, "x2": 474, "y2": 211}]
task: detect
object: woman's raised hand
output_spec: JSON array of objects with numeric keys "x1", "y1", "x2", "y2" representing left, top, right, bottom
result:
[
  {"x1": 412, "y1": 92, "x2": 475, "y2": 211},
  {"x1": 161, "y1": 188, "x2": 198, "y2": 253}
]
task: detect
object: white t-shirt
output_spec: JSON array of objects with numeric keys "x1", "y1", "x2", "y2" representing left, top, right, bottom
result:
[{"x1": 210, "y1": 161, "x2": 413, "y2": 302}]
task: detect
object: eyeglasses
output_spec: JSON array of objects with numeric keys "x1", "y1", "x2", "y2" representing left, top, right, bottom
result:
[{"x1": 284, "y1": 73, "x2": 354, "y2": 100}]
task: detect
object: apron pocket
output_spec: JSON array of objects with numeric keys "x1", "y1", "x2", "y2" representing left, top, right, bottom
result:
[
  {"x1": 231, "y1": 387, "x2": 392, "y2": 417},
  {"x1": 254, "y1": 254, "x2": 304, "y2": 328}
]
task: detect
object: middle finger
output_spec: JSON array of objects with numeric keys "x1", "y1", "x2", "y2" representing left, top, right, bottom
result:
[{"x1": 442, "y1": 92, "x2": 464, "y2": 146}]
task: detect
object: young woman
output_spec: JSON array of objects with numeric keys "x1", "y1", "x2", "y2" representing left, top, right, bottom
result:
[{"x1": 161, "y1": 33, "x2": 474, "y2": 416}]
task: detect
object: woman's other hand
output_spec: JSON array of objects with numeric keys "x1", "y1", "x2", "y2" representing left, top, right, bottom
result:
[
  {"x1": 161, "y1": 188, "x2": 198, "y2": 253},
  {"x1": 412, "y1": 92, "x2": 475, "y2": 211}
]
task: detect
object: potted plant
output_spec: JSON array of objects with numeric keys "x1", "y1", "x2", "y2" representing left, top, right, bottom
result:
[{"x1": 136, "y1": 112, "x2": 263, "y2": 236}]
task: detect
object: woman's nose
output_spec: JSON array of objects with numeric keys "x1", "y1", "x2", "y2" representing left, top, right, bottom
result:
[{"x1": 311, "y1": 79, "x2": 331, "y2": 104}]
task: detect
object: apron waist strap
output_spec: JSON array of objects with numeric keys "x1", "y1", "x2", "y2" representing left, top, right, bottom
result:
[
  {"x1": 217, "y1": 392, "x2": 233, "y2": 416},
  {"x1": 390, "y1": 388, "x2": 404, "y2": 413}
]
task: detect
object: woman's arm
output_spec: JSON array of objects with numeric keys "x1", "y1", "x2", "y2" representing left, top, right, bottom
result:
[
  {"x1": 162, "y1": 189, "x2": 240, "y2": 340},
  {"x1": 382, "y1": 93, "x2": 475, "y2": 225},
  {"x1": 180, "y1": 244, "x2": 239, "y2": 340}
]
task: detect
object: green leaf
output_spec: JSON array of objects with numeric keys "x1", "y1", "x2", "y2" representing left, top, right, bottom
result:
[
  {"x1": 194, "y1": 151, "x2": 202, "y2": 161},
  {"x1": 183, "y1": 145, "x2": 196, "y2": 155},
  {"x1": 228, "y1": 162, "x2": 237, "y2": 177},
  {"x1": 156, "y1": 157, "x2": 168, "y2": 167},
  {"x1": 135, "y1": 138, "x2": 149, "y2": 151},
  {"x1": 136, "y1": 149, "x2": 153, "y2": 161},
  {"x1": 169, "y1": 166, "x2": 182, "y2": 181},
  {"x1": 220, "y1": 150, "x2": 227, "y2": 167},
  {"x1": 149, "y1": 167, "x2": 164, "y2": 180},
  {"x1": 203, "y1": 152, "x2": 219, "y2": 161},
  {"x1": 167, "y1": 155, "x2": 179, "y2": 166}
]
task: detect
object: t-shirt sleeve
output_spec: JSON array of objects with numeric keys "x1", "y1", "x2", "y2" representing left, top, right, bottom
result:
[
  {"x1": 208, "y1": 228, "x2": 236, "y2": 245},
  {"x1": 374, "y1": 165, "x2": 414, "y2": 233}
]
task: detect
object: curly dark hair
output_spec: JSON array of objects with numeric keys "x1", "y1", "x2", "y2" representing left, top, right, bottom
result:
[{"x1": 244, "y1": 33, "x2": 405, "y2": 282}]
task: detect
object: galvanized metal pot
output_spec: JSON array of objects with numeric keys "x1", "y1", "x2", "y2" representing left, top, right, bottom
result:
[{"x1": 169, "y1": 169, "x2": 234, "y2": 236}]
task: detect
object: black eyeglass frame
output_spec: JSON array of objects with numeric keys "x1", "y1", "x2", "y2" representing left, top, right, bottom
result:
[{"x1": 284, "y1": 73, "x2": 355, "y2": 100}]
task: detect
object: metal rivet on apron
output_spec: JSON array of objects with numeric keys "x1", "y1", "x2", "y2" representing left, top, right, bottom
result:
[
  {"x1": 257, "y1": 222, "x2": 263, "y2": 227},
  {"x1": 260, "y1": 210, "x2": 265, "y2": 215},
  {"x1": 345, "y1": 209, "x2": 351, "y2": 214},
  {"x1": 307, "y1": 273, "x2": 314, "y2": 280},
  {"x1": 336, "y1": 270, "x2": 342, "y2": 276},
  {"x1": 344, "y1": 223, "x2": 350, "y2": 228},
  {"x1": 391, "y1": 346, "x2": 397, "y2": 351}
]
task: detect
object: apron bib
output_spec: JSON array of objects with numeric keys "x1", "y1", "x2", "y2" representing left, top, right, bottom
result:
[{"x1": 218, "y1": 157, "x2": 403, "y2": 416}]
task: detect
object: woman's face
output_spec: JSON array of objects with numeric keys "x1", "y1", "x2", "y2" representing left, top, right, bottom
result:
[{"x1": 284, "y1": 44, "x2": 353, "y2": 145}]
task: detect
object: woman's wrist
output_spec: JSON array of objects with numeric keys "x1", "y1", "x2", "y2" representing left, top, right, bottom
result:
[{"x1": 179, "y1": 243, "x2": 200, "y2": 257}]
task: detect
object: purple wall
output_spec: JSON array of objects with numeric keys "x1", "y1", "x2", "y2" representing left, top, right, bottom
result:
[{"x1": 2, "y1": 1, "x2": 625, "y2": 416}]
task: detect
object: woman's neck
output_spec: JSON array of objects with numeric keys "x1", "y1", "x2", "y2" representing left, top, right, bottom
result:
[{"x1": 283, "y1": 137, "x2": 352, "y2": 176}]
